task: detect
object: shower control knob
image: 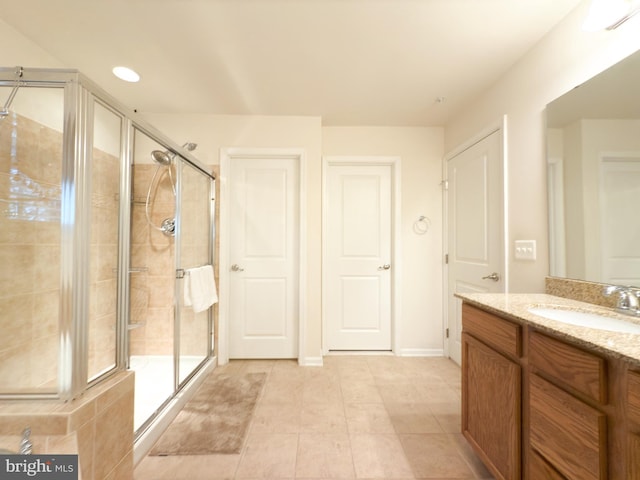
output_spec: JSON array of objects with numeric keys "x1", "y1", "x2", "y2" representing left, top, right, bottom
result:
[{"x1": 231, "y1": 264, "x2": 244, "y2": 272}]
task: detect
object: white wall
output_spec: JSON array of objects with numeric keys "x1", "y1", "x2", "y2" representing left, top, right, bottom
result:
[
  {"x1": 322, "y1": 126, "x2": 444, "y2": 354},
  {"x1": 444, "y1": 0, "x2": 640, "y2": 292},
  {"x1": 0, "y1": 19, "x2": 63, "y2": 67}
]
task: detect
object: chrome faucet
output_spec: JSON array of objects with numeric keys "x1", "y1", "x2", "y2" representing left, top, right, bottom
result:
[{"x1": 604, "y1": 285, "x2": 640, "y2": 316}]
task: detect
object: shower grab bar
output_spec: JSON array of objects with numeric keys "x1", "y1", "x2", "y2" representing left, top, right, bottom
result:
[{"x1": 176, "y1": 264, "x2": 213, "y2": 279}]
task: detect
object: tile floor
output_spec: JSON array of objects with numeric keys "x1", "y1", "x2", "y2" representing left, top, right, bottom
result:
[{"x1": 134, "y1": 355, "x2": 494, "y2": 479}]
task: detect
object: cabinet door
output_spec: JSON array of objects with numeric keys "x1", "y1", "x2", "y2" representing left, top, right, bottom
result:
[{"x1": 462, "y1": 332, "x2": 521, "y2": 480}]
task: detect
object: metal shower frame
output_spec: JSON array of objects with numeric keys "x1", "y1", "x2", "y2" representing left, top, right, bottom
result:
[{"x1": 0, "y1": 66, "x2": 216, "y2": 401}]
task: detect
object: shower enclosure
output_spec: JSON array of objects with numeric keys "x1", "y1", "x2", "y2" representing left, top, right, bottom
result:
[{"x1": 0, "y1": 67, "x2": 216, "y2": 436}]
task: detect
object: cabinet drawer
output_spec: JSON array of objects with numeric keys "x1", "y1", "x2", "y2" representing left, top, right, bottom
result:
[
  {"x1": 628, "y1": 370, "x2": 640, "y2": 425},
  {"x1": 530, "y1": 373, "x2": 606, "y2": 480},
  {"x1": 529, "y1": 330, "x2": 607, "y2": 404},
  {"x1": 529, "y1": 450, "x2": 566, "y2": 480},
  {"x1": 462, "y1": 303, "x2": 521, "y2": 358}
]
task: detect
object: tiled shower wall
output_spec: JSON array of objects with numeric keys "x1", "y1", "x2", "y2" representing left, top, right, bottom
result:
[
  {"x1": 129, "y1": 163, "x2": 219, "y2": 357},
  {"x1": 129, "y1": 164, "x2": 176, "y2": 356},
  {"x1": 0, "y1": 112, "x2": 119, "y2": 391},
  {"x1": 0, "y1": 113, "x2": 62, "y2": 391}
]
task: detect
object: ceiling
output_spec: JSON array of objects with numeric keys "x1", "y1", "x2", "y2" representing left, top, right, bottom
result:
[{"x1": 0, "y1": 0, "x2": 583, "y2": 126}]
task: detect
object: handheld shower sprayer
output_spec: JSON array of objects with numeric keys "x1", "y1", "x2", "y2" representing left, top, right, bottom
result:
[{"x1": 145, "y1": 141, "x2": 198, "y2": 237}]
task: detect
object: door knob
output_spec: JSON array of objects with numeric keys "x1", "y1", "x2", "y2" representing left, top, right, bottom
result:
[
  {"x1": 482, "y1": 272, "x2": 500, "y2": 282},
  {"x1": 378, "y1": 264, "x2": 391, "y2": 270},
  {"x1": 231, "y1": 264, "x2": 244, "y2": 272}
]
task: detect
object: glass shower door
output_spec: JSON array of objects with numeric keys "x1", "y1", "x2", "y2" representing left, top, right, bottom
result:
[
  {"x1": 130, "y1": 129, "x2": 177, "y2": 432},
  {"x1": 177, "y1": 160, "x2": 213, "y2": 385}
]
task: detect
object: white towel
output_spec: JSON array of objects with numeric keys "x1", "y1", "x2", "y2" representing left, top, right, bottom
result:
[{"x1": 184, "y1": 265, "x2": 218, "y2": 313}]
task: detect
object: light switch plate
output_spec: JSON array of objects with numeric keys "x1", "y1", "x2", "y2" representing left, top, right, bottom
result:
[{"x1": 515, "y1": 240, "x2": 536, "y2": 260}]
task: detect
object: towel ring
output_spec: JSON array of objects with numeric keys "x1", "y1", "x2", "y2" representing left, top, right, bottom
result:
[{"x1": 413, "y1": 215, "x2": 430, "y2": 235}]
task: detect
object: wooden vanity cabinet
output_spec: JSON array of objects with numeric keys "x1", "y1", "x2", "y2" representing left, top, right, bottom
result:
[
  {"x1": 462, "y1": 304, "x2": 522, "y2": 480},
  {"x1": 462, "y1": 301, "x2": 640, "y2": 480}
]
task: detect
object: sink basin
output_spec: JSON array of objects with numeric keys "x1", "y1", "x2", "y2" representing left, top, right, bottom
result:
[{"x1": 528, "y1": 307, "x2": 640, "y2": 334}]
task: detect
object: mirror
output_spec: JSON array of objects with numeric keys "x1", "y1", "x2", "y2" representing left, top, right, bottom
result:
[{"x1": 546, "y1": 49, "x2": 640, "y2": 287}]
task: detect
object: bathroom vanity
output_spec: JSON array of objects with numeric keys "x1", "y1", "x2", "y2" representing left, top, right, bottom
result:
[{"x1": 458, "y1": 292, "x2": 640, "y2": 480}]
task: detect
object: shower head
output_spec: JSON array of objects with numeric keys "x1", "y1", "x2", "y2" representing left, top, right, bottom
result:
[
  {"x1": 150, "y1": 142, "x2": 197, "y2": 165},
  {"x1": 150, "y1": 150, "x2": 173, "y2": 166}
]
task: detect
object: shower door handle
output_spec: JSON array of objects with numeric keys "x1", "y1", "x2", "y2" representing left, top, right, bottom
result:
[{"x1": 231, "y1": 264, "x2": 244, "y2": 272}]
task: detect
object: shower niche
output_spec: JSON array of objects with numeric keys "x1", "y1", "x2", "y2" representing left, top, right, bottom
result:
[{"x1": 0, "y1": 66, "x2": 216, "y2": 436}]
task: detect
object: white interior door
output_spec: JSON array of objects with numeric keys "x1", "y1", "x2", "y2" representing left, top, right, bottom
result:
[
  {"x1": 325, "y1": 163, "x2": 392, "y2": 351},
  {"x1": 447, "y1": 130, "x2": 504, "y2": 364},
  {"x1": 600, "y1": 156, "x2": 640, "y2": 285},
  {"x1": 228, "y1": 157, "x2": 299, "y2": 358}
]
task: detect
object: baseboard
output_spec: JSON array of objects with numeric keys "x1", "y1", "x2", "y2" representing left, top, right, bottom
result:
[
  {"x1": 298, "y1": 356, "x2": 324, "y2": 367},
  {"x1": 396, "y1": 348, "x2": 445, "y2": 357}
]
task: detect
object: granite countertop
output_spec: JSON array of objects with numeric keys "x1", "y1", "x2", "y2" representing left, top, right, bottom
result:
[{"x1": 455, "y1": 292, "x2": 640, "y2": 367}]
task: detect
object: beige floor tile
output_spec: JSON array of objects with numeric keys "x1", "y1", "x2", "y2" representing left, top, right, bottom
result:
[
  {"x1": 338, "y1": 366, "x2": 375, "y2": 383},
  {"x1": 133, "y1": 357, "x2": 486, "y2": 480},
  {"x1": 399, "y1": 433, "x2": 475, "y2": 479},
  {"x1": 340, "y1": 381, "x2": 384, "y2": 404},
  {"x1": 345, "y1": 403, "x2": 395, "y2": 434},
  {"x1": 448, "y1": 433, "x2": 495, "y2": 479},
  {"x1": 301, "y1": 402, "x2": 348, "y2": 433},
  {"x1": 295, "y1": 433, "x2": 355, "y2": 478},
  {"x1": 427, "y1": 401, "x2": 460, "y2": 416},
  {"x1": 134, "y1": 454, "x2": 241, "y2": 480},
  {"x1": 235, "y1": 433, "x2": 298, "y2": 479},
  {"x1": 372, "y1": 370, "x2": 415, "y2": 386},
  {"x1": 250, "y1": 403, "x2": 301, "y2": 434},
  {"x1": 415, "y1": 384, "x2": 461, "y2": 404},
  {"x1": 378, "y1": 383, "x2": 423, "y2": 404},
  {"x1": 350, "y1": 433, "x2": 414, "y2": 478},
  {"x1": 303, "y1": 375, "x2": 344, "y2": 404},
  {"x1": 385, "y1": 403, "x2": 444, "y2": 434},
  {"x1": 434, "y1": 413, "x2": 461, "y2": 434},
  {"x1": 261, "y1": 380, "x2": 305, "y2": 404}
]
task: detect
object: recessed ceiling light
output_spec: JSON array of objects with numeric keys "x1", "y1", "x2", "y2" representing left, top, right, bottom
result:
[{"x1": 112, "y1": 66, "x2": 140, "y2": 83}]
